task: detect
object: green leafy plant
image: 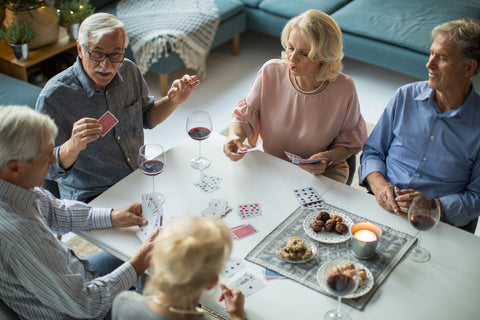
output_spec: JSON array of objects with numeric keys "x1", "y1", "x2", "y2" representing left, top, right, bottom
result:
[
  {"x1": 57, "y1": 0, "x2": 94, "y2": 25},
  {"x1": 0, "y1": 20, "x2": 35, "y2": 44}
]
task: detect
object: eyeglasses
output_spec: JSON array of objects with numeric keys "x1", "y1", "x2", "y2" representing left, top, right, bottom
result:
[{"x1": 84, "y1": 48, "x2": 125, "y2": 63}]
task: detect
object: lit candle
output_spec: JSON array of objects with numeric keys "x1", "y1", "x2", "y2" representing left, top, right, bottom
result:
[{"x1": 353, "y1": 229, "x2": 377, "y2": 242}]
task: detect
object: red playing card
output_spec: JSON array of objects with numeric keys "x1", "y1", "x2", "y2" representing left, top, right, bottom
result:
[
  {"x1": 232, "y1": 224, "x2": 258, "y2": 240},
  {"x1": 238, "y1": 203, "x2": 262, "y2": 219},
  {"x1": 99, "y1": 111, "x2": 119, "y2": 136}
]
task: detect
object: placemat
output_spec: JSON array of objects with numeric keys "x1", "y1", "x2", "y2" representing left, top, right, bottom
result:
[{"x1": 245, "y1": 202, "x2": 416, "y2": 311}]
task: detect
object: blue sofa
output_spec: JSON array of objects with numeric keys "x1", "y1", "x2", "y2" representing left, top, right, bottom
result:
[{"x1": 239, "y1": 0, "x2": 480, "y2": 79}]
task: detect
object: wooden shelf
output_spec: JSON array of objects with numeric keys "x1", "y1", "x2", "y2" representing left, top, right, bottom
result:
[{"x1": 0, "y1": 27, "x2": 77, "y2": 82}]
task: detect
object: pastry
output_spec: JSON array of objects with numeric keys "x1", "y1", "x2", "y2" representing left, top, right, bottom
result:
[
  {"x1": 316, "y1": 211, "x2": 330, "y2": 222},
  {"x1": 335, "y1": 222, "x2": 348, "y2": 234},
  {"x1": 277, "y1": 236, "x2": 313, "y2": 261},
  {"x1": 324, "y1": 219, "x2": 337, "y2": 232},
  {"x1": 310, "y1": 219, "x2": 325, "y2": 232},
  {"x1": 331, "y1": 214, "x2": 343, "y2": 223}
]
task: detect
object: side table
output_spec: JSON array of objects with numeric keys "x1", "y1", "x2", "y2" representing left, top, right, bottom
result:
[{"x1": 0, "y1": 27, "x2": 76, "y2": 83}]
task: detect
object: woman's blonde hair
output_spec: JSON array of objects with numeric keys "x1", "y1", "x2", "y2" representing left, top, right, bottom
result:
[
  {"x1": 144, "y1": 216, "x2": 232, "y2": 303},
  {"x1": 281, "y1": 9, "x2": 344, "y2": 81}
]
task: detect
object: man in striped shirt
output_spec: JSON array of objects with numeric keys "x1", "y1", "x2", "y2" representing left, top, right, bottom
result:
[{"x1": 0, "y1": 106, "x2": 158, "y2": 319}]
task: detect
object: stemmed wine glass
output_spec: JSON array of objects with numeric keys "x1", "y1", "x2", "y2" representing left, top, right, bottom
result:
[
  {"x1": 407, "y1": 195, "x2": 440, "y2": 263},
  {"x1": 318, "y1": 259, "x2": 360, "y2": 320},
  {"x1": 138, "y1": 144, "x2": 166, "y2": 204},
  {"x1": 186, "y1": 111, "x2": 212, "y2": 170}
]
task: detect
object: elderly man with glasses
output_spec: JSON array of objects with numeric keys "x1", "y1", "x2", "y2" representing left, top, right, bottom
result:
[{"x1": 36, "y1": 13, "x2": 199, "y2": 203}]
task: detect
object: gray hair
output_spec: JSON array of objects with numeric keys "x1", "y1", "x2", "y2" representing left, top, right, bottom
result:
[
  {"x1": 78, "y1": 12, "x2": 129, "y2": 49},
  {"x1": 0, "y1": 106, "x2": 57, "y2": 168},
  {"x1": 432, "y1": 18, "x2": 480, "y2": 75},
  {"x1": 281, "y1": 9, "x2": 344, "y2": 81}
]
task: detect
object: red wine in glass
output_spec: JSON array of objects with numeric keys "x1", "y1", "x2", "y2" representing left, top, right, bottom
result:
[
  {"x1": 327, "y1": 274, "x2": 357, "y2": 296},
  {"x1": 319, "y1": 260, "x2": 360, "y2": 320},
  {"x1": 407, "y1": 195, "x2": 440, "y2": 263},
  {"x1": 140, "y1": 159, "x2": 165, "y2": 176},
  {"x1": 138, "y1": 144, "x2": 166, "y2": 203},
  {"x1": 410, "y1": 214, "x2": 436, "y2": 231},
  {"x1": 186, "y1": 111, "x2": 212, "y2": 170},
  {"x1": 188, "y1": 127, "x2": 211, "y2": 141}
]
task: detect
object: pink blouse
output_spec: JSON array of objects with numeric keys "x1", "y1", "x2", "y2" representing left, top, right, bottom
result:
[{"x1": 231, "y1": 59, "x2": 368, "y2": 161}]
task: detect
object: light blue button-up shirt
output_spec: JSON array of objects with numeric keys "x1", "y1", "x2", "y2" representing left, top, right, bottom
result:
[
  {"x1": 36, "y1": 58, "x2": 155, "y2": 202},
  {"x1": 359, "y1": 81, "x2": 480, "y2": 227}
]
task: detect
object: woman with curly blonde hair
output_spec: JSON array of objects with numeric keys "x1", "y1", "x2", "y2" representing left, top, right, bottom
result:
[
  {"x1": 224, "y1": 9, "x2": 368, "y2": 183},
  {"x1": 113, "y1": 216, "x2": 245, "y2": 319}
]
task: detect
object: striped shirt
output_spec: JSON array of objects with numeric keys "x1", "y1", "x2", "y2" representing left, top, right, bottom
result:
[{"x1": 0, "y1": 179, "x2": 137, "y2": 319}]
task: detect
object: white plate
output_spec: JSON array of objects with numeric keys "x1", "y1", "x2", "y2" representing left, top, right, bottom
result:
[
  {"x1": 276, "y1": 240, "x2": 317, "y2": 264},
  {"x1": 303, "y1": 211, "x2": 354, "y2": 244},
  {"x1": 316, "y1": 259, "x2": 374, "y2": 299}
]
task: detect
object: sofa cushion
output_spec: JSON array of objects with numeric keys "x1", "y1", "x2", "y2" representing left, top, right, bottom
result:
[
  {"x1": 0, "y1": 74, "x2": 41, "y2": 109},
  {"x1": 98, "y1": 0, "x2": 244, "y2": 22},
  {"x1": 332, "y1": 0, "x2": 480, "y2": 54},
  {"x1": 90, "y1": 0, "x2": 117, "y2": 10},
  {"x1": 239, "y1": 0, "x2": 263, "y2": 8},
  {"x1": 259, "y1": 0, "x2": 352, "y2": 19},
  {"x1": 216, "y1": 0, "x2": 245, "y2": 21}
]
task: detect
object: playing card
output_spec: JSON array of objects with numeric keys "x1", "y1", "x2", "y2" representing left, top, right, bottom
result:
[
  {"x1": 237, "y1": 147, "x2": 260, "y2": 154},
  {"x1": 201, "y1": 199, "x2": 230, "y2": 217},
  {"x1": 230, "y1": 272, "x2": 265, "y2": 297},
  {"x1": 231, "y1": 224, "x2": 258, "y2": 240},
  {"x1": 293, "y1": 187, "x2": 322, "y2": 206},
  {"x1": 222, "y1": 257, "x2": 246, "y2": 278},
  {"x1": 264, "y1": 268, "x2": 287, "y2": 281},
  {"x1": 194, "y1": 174, "x2": 222, "y2": 193},
  {"x1": 237, "y1": 203, "x2": 262, "y2": 219},
  {"x1": 136, "y1": 193, "x2": 163, "y2": 242},
  {"x1": 98, "y1": 111, "x2": 118, "y2": 136},
  {"x1": 285, "y1": 151, "x2": 326, "y2": 164}
]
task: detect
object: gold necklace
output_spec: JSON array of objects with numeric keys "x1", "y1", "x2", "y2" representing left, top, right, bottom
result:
[
  {"x1": 152, "y1": 295, "x2": 205, "y2": 317},
  {"x1": 292, "y1": 75, "x2": 325, "y2": 94}
]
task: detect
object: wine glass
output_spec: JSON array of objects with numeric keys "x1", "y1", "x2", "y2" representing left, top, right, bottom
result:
[
  {"x1": 318, "y1": 259, "x2": 360, "y2": 320},
  {"x1": 138, "y1": 144, "x2": 166, "y2": 204},
  {"x1": 186, "y1": 111, "x2": 212, "y2": 170},
  {"x1": 407, "y1": 195, "x2": 440, "y2": 263}
]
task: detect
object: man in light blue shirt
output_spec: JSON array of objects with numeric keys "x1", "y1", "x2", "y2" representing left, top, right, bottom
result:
[
  {"x1": 0, "y1": 106, "x2": 158, "y2": 319},
  {"x1": 359, "y1": 18, "x2": 480, "y2": 232}
]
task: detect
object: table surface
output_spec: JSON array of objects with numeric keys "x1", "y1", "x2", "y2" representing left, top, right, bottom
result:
[{"x1": 79, "y1": 132, "x2": 480, "y2": 320}]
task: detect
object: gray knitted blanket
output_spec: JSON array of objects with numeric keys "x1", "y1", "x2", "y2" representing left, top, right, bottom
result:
[{"x1": 116, "y1": 0, "x2": 220, "y2": 77}]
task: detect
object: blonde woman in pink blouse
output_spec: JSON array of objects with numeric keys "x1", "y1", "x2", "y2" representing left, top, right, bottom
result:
[{"x1": 223, "y1": 10, "x2": 368, "y2": 183}]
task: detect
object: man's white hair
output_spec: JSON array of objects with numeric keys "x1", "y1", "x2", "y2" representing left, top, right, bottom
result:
[
  {"x1": 0, "y1": 106, "x2": 57, "y2": 168},
  {"x1": 78, "y1": 12, "x2": 129, "y2": 49}
]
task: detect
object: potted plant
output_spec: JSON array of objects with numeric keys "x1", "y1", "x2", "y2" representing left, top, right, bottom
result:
[
  {"x1": 0, "y1": 20, "x2": 35, "y2": 60},
  {"x1": 57, "y1": 0, "x2": 94, "y2": 39},
  {"x1": 3, "y1": 0, "x2": 59, "y2": 49}
]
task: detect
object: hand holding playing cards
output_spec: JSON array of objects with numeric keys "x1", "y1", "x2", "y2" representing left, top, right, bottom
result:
[
  {"x1": 167, "y1": 74, "x2": 200, "y2": 105},
  {"x1": 224, "y1": 135, "x2": 248, "y2": 161},
  {"x1": 129, "y1": 228, "x2": 160, "y2": 276},
  {"x1": 297, "y1": 151, "x2": 330, "y2": 175},
  {"x1": 219, "y1": 284, "x2": 245, "y2": 320},
  {"x1": 111, "y1": 202, "x2": 148, "y2": 228},
  {"x1": 58, "y1": 118, "x2": 102, "y2": 169}
]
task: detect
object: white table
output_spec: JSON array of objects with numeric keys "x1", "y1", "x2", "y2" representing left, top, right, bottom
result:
[{"x1": 79, "y1": 132, "x2": 480, "y2": 320}]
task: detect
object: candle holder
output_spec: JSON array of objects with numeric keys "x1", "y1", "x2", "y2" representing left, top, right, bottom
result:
[{"x1": 350, "y1": 222, "x2": 382, "y2": 259}]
